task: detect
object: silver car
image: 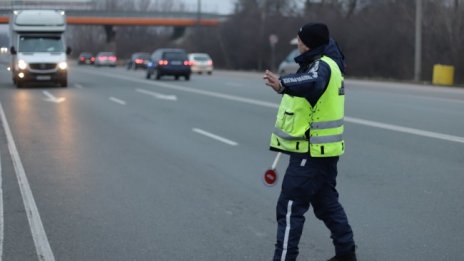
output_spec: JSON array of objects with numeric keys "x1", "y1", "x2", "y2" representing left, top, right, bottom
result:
[
  {"x1": 278, "y1": 49, "x2": 299, "y2": 74},
  {"x1": 94, "y1": 52, "x2": 117, "y2": 67},
  {"x1": 188, "y1": 53, "x2": 213, "y2": 75}
]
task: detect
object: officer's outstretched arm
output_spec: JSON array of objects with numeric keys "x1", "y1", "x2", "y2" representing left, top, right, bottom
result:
[{"x1": 279, "y1": 60, "x2": 331, "y2": 105}]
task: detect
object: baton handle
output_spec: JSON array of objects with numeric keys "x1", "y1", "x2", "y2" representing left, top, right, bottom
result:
[{"x1": 271, "y1": 152, "x2": 282, "y2": 170}]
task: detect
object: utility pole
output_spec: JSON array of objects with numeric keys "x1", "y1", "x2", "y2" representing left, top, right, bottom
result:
[
  {"x1": 197, "y1": 0, "x2": 202, "y2": 26},
  {"x1": 414, "y1": 0, "x2": 422, "y2": 82}
]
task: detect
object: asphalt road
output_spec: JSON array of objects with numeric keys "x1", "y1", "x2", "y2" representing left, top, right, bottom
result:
[{"x1": 0, "y1": 63, "x2": 463, "y2": 261}]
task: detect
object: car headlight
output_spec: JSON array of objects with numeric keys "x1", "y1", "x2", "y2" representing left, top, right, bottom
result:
[
  {"x1": 58, "y1": 62, "x2": 68, "y2": 70},
  {"x1": 17, "y1": 60, "x2": 27, "y2": 70}
]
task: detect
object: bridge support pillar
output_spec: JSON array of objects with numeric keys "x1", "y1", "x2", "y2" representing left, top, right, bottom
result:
[
  {"x1": 104, "y1": 25, "x2": 116, "y2": 43},
  {"x1": 103, "y1": 25, "x2": 117, "y2": 51},
  {"x1": 172, "y1": 26, "x2": 186, "y2": 40}
]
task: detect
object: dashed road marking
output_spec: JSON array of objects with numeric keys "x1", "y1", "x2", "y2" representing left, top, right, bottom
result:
[{"x1": 193, "y1": 128, "x2": 238, "y2": 146}]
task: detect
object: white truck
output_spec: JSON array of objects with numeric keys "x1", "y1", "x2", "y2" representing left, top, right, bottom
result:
[{"x1": 9, "y1": 10, "x2": 71, "y2": 87}]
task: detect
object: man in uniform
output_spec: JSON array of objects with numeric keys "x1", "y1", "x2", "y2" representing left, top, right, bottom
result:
[{"x1": 263, "y1": 23, "x2": 357, "y2": 261}]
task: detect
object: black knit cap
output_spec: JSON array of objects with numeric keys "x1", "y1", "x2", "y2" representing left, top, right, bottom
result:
[{"x1": 297, "y1": 23, "x2": 330, "y2": 49}]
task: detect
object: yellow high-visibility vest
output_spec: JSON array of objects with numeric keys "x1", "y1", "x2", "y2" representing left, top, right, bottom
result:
[{"x1": 270, "y1": 56, "x2": 345, "y2": 157}]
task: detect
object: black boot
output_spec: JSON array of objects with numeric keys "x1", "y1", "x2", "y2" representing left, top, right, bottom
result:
[{"x1": 327, "y1": 251, "x2": 357, "y2": 261}]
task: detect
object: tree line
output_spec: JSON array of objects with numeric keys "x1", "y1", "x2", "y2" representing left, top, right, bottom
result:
[{"x1": 69, "y1": 0, "x2": 464, "y2": 84}]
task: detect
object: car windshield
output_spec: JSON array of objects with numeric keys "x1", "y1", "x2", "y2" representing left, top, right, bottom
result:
[
  {"x1": 19, "y1": 36, "x2": 64, "y2": 53},
  {"x1": 164, "y1": 52, "x2": 186, "y2": 60},
  {"x1": 192, "y1": 55, "x2": 210, "y2": 61},
  {"x1": 98, "y1": 52, "x2": 114, "y2": 57}
]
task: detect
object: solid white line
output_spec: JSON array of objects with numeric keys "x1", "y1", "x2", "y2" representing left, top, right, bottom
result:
[
  {"x1": 109, "y1": 97, "x2": 126, "y2": 105},
  {"x1": 0, "y1": 103, "x2": 55, "y2": 261},
  {"x1": 78, "y1": 68, "x2": 464, "y2": 144},
  {"x1": 192, "y1": 128, "x2": 238, "y2": 146},
  {"x1": 345, "y1": 116, "x2": 464, "y2": 144},
  {"x1": 281, "y1": 200, "x2": 293, "y2": 261}
]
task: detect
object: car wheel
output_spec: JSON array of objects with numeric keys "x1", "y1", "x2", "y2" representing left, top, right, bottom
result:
[
  {"x1": 207, "y1": 71, "x2": 212, "y2": 75},
  {"x1": 146, "y1": 72, "x2": 151, "y2": 79},
  {"x1": 185, "y1": 75, "x2": 190, "y2": 81},
  {"x1": 156, "y1": 71, "x2": 162, "y2": 80},
  {"x1": 175, "y1": 75, "x2": 180, "y2": 80}
]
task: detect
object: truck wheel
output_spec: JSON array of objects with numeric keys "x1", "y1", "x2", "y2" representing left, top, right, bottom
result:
[{"x1": 16, "y1": 81, "x2": 24, "y2": 88}]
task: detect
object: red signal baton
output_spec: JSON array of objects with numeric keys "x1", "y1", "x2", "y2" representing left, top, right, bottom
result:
[{"x1": 263, "y1": 152, "x2": 282, "y2": 186}]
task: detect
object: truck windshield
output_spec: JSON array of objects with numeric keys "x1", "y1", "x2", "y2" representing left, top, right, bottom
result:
[{"x1": 19, "y1": 36, "x2": 64, "y2": 52}]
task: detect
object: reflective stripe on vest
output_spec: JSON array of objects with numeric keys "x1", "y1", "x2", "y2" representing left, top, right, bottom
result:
[
  {"x1": 310, "y1": 118, "x2": 344, "y2": 130},
  {"x1": 273, "y1": 127, "x2": 307, "y2": 141},
  {"x1": 310, "y1": 134, "x2": 343, "y2": 144}
]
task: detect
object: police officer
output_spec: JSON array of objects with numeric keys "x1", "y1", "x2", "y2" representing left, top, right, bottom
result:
[{"x1": 263, "y1": 23, "x2": 356, "y2": 261}]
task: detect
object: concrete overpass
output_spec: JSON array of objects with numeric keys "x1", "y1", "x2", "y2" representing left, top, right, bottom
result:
[{"x1": 0, "y1": 10, "x2": 227, "y2": 41}]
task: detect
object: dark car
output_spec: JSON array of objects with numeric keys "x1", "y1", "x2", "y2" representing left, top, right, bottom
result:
[
  {"x1": 78, "y1": 52, "x2": 95, "y2": 65},
  {"x1": 146, "y1": 48, "x2": 191, "y2": 81},
  {"x1": 127, "y1": 52, "x2": 150, "y2": 70}
]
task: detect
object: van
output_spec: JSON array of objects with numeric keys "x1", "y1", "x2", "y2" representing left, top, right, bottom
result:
[{"x1": 9, "y1": 10, "x2": 71, "y2": 87}]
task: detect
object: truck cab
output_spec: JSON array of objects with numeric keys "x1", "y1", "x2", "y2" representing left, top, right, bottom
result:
[{"x1": 10, "y1": 10, "x2": 70, "y2": 87}]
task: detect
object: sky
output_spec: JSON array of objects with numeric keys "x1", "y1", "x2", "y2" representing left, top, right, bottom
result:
[{"x1": 182, "y1": 0, "x2": 235, "y2": 14}]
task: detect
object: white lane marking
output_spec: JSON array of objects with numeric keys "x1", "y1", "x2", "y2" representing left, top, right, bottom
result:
[
  {"x1": 78, "y1": 68, "x2": 464, "y2": 144},
  {"x1": 408, "y1": 95, "x2": 464, "y2": 105},
  {"x1": 80, "y1": 69, "x2": 275, "y2": 107},
  {"x1": 74, "y1": 84, "x2": 83, "y2": 89},
  {"x1": 136, "y1": 88, "x2": 177, "y2": 101},
  {"x1": 345, "y1": 116, "x2": 464, "y2": 144},
  {"x1": 192, "y1": 128, "x2": 238, "y2": 146},
  {"x1": 42, "y1": 91, "x2": 65, "y2": 103},
  {"x1": 346, "y1": 79, "x2": 464, "y2": 94},
  {"x1": 109, "y1": 97, "x2": 126, "y2": 105},
  {"x1": 0, "y1": 127, "x2": 3, "y2": 261},
  {"x1": 0, "y1": 103, "x2": 55, "y2": 261}
]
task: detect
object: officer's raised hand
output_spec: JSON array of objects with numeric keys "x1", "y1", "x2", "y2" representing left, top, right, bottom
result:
[{"x1": 263, "y1": 70, "x2": 284, "y2": 93}]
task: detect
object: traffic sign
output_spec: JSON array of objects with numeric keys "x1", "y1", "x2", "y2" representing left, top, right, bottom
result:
[{"x1": 269, "y1": 34, "x2": 279, "y2": 46}]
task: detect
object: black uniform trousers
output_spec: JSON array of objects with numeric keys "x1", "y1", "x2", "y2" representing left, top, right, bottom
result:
[{"x1": 273, "y1": 153, "x2": 355, "y2": 261}]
